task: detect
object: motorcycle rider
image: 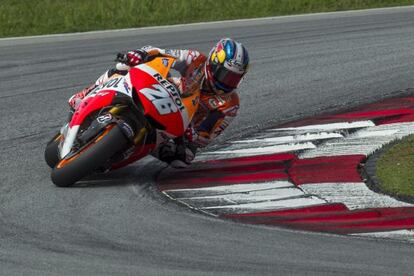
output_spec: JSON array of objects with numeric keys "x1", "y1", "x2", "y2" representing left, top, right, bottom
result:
[{"x1": 68, "y1": 38, "x2": 249, "y2": 167}]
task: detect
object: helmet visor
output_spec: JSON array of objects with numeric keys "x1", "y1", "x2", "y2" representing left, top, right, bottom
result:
[{"x1": 211, "y1": 64, "x2": 244, "y2": 91}]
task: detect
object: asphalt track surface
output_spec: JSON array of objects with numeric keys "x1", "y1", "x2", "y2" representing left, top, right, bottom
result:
[{"x1": 2, "y1": 7, "x2": 414, "y2": 276}]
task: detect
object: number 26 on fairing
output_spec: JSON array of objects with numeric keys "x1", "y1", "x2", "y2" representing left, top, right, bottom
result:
[{"x1": 140, "y1": 84, "x2": 179, "y2": 115}]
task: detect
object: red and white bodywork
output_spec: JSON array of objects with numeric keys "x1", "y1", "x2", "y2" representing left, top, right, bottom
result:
[{"x1": 58, "y1": 57, "x2": 199, "y2": 168}]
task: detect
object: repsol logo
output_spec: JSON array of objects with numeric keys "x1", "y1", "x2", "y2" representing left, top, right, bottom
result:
[
  {"x1": 153, "y1": 73, "x2": 184, "y2": 112},
  {"x1": 140, "y1": 73, "x2": 185, "y2": 116}
]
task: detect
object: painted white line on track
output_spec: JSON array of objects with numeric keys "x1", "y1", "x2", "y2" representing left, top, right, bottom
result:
[
  {"x1": 201, "y1": 196, "x2": 327, "y2": 214},
  {"x1": 177, "y1": 188, "x2": 305, "y2": 205},
  {"x1": 201, "y1": 142, "x2": 315, "y2": 157},
  {"x1": 300, "y1": 122, "x2": 414, "y2": 158},
  {"x1": 353, "y1": 129, "x2": 399, "y2": 138},
  {"x1": 204, "y1": 120, "x2": 384, "y2": 160},
  {"x1": 232, "y1": 132, "x2": 343, "y2": 145},
  {"x1": 358, "y1": 122, "x2": 414, "y2": 139},
  {"x1": 164, "y1": 181, "x2": 295, "y2": 198},
  {"x1": 267, "y1": 121, "x2": 375, "y2": 132},
  {"x1": 300, "y1": 183, "x2": 412, "y2": 210},
  {"x1": 299, "y1": 136, "x2": 396, "y2": 158}
]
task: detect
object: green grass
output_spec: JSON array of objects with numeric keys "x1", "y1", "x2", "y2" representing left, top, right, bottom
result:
[
  {"x1": 377, "y1": 135, "x2": 414, "y2": 197},
  {"x1": 1, "y1": 0, "x2": 414, "y2": 38}
]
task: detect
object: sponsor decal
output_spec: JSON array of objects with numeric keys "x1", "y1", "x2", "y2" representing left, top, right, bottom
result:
[
  {"x1": 152, "y1": 72, "x2": 185, "y2": 112},
  {"x1": 208, "y1": 98, "x2": 218, "y2": 109},
  {"x1": 123, "y1": 80, "x2": 130, "y2": 93},
  {"x1": 162, "y1": 58, "x2": 169, "y2": 67},
  {"x1": 97, "y1": 114, "x2": 112, "y2": 124},
  {"x1": 140, "y1": 82, "x2": 185, "y2": 115},
  {"x1": 88, "y1": 76, "x2": 130, "y2": 97},
  {"x1": 208, "y1": 95, "x2": 226, "y2": 109},
  {"x1": 211, "y1": 43, "x2": 226, "y2": 64},
  {"x1": 101, "y1": 77, "x2": 122, "y2": 89}
]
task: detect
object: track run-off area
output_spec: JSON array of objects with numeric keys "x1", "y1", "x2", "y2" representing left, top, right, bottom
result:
[
  {"x1": 2, "y1": 6, "x2": 414, "y2": 276},
  {"x1": 159, "y1": 95, "x2": 414, "y2": 238}
]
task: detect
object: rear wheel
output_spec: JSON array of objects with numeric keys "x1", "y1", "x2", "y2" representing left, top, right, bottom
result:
[{"x1": 51, "y1": 124, "x2": 128, "y2": 187}]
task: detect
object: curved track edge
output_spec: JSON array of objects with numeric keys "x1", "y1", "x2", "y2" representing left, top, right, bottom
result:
[{"x1": 158, "y1": 93, "x2": 414, "y2": 242}]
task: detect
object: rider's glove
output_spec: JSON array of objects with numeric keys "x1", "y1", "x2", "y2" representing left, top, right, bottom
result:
[
  {"x1": 68, "y1": 95, "x2": 82, "y2": 111},
  {"x1": 68, "y1": 85, "x2": 95, "y2": 110},
  {"x1": 128, "y1": 50, "x2": 148, "y2": 66},
  {"x1": 115, "y1": 49, "x2": 147, "y2": 67},
  {"x1": 126, "y1": 50, "x2": 144, "y2": 66}
]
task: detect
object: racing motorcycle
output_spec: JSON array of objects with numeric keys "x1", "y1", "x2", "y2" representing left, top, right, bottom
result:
[{"x1": 44, "y1": 57, "x2": 200, "y2": 187}]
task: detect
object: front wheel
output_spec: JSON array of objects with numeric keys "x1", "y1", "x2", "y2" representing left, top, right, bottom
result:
[
  {"x1": 51, "y1": 124, "x2": 128, "y2": 187},
  {"x1": 44, "y1": 133, "x2": 62, "y2": 168}
]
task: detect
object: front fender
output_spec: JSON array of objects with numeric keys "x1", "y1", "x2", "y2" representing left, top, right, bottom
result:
[
  {"x1": 60, "y1": 125, "x2": 80, "y2": 158},
  {"x1": 69, "y1": 90, "x2": 116, "y2": 128},
  {"x1": 60, "y1": 90, "x2": 116, "y2": 159}
]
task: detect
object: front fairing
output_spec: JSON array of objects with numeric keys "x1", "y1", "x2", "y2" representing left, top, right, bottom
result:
[
  {"x1": 69, "y1": 90, "x2": 116, "y2": 128},
  {"x1": 59, "y1": 90, "x2": 116, "y2": 158},
  {"x1": 129, "y1": 58, "x2": 191, "y2": 138}
]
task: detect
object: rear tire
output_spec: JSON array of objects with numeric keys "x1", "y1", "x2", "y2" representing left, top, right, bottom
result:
[
  {"x1": 44, "y1": 133, "x2": 61, "y2": 168},
  {"x1": 51, "y1": 125, "x2": 128, "y2": 187}
]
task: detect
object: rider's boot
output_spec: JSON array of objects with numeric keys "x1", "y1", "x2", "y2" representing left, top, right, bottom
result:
[
  {"x1": 170, "y1": 144, "x2": 196, "y2": 168},
  {"x1": 155, "y1": 138, "x2": 196, "y2": 168}
]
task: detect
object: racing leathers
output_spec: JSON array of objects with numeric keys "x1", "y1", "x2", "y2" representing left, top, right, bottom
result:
[{"x1": 69, "y1": 46, "x2": 240, "y2": 167}]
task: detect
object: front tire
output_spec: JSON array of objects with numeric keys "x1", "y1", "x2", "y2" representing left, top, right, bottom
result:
[
  {"x1": 44, "y1": 133, "x2": 62, "y2": 168},
  {"x1": 51, "y1": 124, "x2": 128, "y2": 187}
]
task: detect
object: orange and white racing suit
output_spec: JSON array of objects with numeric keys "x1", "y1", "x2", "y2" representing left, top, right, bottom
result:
[
  {"x1": 70, "y1": 46, "x2": 240, "y2": 165},
  {"x1": 132, "y1": 46, "x2": 240, "y2": 149}
]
